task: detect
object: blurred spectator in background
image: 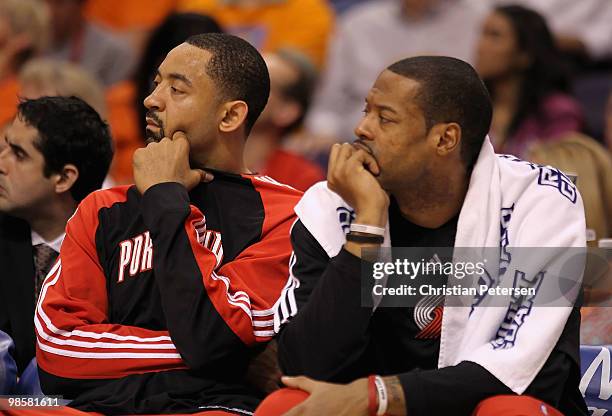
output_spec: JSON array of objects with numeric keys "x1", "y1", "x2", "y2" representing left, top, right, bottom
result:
[
  {"x1": 43, "y1": 0, "x2": 136, "y2": 86},
  {"x1": 527, "y1": 133, "x2": 612, "y2": 242},
  {"x1": 487, "y1": 0, "x2": 612, "y2": 60},
  {"x1": 481, "y1": 1, "x2": 612, "y2": 141},
  {"x1": 0, "y1": 0, "x2": 49, "y2": 129},
  {"x1": 176, "y1": 0, "x2": 333, "y2": 68},
  {"x1": 106, "y1": 12, "x2": 221, "y2": 184},
  {"x1": 84, "y1": 0, "x2": 178, "y2": 59},
  {"x1": 528, "y1": 133, "x2": 612, "y2": 348},
  {"x1": 301, "y1": 0, "x2": 484, "y2": 160},
  {"x1": 18, "y1": 59, "x2": 111, "y2": 187},
  {"x1": 19, "y1": 59, "x2": 107, "y2": 118},
  {"x1": 476, "y1": 5, "x2": 583, "y2": 157},
  {"x1": 245, "y1": 49, "x2": 324, "y2": 192}
]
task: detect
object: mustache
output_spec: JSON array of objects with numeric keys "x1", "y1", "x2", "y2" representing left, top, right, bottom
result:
[
  {"x1": 353, "y1": 139, "x2": 373, "y2": 155},
  {"x1": 146, "y1": 111, "x2": 163, "y2": 127}
]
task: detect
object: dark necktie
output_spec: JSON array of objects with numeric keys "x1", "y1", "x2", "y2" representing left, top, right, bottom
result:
[{"x1": 34, "y1": 244, "x2": 58, "y2": 303}]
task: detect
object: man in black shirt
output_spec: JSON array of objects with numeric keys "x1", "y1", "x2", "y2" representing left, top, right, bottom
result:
[{"x1": 270, "y1": 56, "x2": 588, "y2": 416}]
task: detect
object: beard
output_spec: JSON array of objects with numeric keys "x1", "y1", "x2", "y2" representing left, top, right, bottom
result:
[{"x1": 145, "y1": 111, "x2": 165, "y2": 144}]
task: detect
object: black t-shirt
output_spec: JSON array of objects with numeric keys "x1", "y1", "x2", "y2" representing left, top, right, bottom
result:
[
  {"x1": 388, "y1": 196, "x2": 459, "y2": 247},
  {"x1": 372, "y1": 197, "x2": 458, "y2": 373}
]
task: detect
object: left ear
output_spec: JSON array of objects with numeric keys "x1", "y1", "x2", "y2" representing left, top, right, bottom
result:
[
  {"x1": 54, "y1": 164, "x2": 79, "y2": 195},
  {"x1": 433, "y1": 122, "x2": 461, "y2": 157},
  {"x1": 219, "y1": 101, "x2": 249, "y2": 133}
]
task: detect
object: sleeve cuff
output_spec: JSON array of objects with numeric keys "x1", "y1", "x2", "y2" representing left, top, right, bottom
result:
[
  {"x1": 331, "y1": 248, "x2": 365, "y2": 280},
  {"x1": 398, "y1": 371, "x2": 428, "y2": 416}
]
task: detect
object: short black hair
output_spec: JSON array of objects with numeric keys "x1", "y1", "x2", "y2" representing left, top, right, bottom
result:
[
  {"x1": 387, "y1": 56, "x2": 492, "y2": 171},
  {"x1": 17, "y1": 96, "x2": 113, "y2": 202},
  {"x1": 186, "y1": 33, "x2": 270, "y2": 136}
]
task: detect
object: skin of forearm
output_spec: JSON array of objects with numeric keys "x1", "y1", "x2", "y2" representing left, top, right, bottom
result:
[
  {"x1": 383, "y1": 375, "x2": 407, "y2": 416},
  {"x1": 344, "y1": 240, "x2": 381, "y2": 259}
]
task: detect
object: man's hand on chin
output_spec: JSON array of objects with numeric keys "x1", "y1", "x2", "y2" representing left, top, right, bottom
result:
[{"x1": 133, "y1": 131, "x2": 214, "y2": 194}]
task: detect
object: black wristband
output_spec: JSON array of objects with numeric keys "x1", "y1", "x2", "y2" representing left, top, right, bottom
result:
[{"x1": 346, "y1": 232, "x2": 384, "y2": 244}]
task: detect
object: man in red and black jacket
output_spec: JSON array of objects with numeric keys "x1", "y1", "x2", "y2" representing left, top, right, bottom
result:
[{"x1": 35, "y1": 33, "x2": 301, "y2": 415}]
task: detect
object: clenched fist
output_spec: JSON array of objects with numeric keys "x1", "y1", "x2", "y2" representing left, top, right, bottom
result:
[
  {"x1": 133, "y1": 131, "x2": 213, "y2": 194},
  {"x1": 327, "y1": 143, "x2": 389, "y2": 227}
]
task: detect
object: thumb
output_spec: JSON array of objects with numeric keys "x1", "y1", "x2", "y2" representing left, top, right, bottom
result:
[
  {"x1": 195, "y1": 169, "x2": 214, "y2": 183},
  {"x1": 171, "y1": 130, "x2": 188, "y2": 142},
  {"x1": 281, "y1": 376, "x2": 317, "y2": 393},
  {"x1": 184, "y1": 169, "x2": 206, "y2": 190}
]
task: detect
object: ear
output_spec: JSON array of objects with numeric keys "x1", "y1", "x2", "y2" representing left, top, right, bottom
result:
[
  {"x1": 433, "y1": 123, "x2": 461, "y2": 157},
  {"x1": 53, "y1": 164, "x2": 79, "y2": 196},
  {"x1": 273, "y1": 101, "x2": 301, "y2": 128},
  {"x1": 219, "y1": 101, "x2": 249, "y2": 134}
]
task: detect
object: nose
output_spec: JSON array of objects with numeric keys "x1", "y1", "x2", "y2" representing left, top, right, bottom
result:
[
  {"x1": 143, "y1": 85, "x2": 164, "y2": 112},
  {"x1": 354, "y1": 115, "x2": 374, "y2": 141}
]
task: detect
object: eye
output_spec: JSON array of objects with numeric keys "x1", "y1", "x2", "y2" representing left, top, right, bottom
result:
[
  {"x1": 379, "y1": 115, "x2": 391, "y2": 124},
  {"x1": 170, "y1": 86, "x2": 183, "y2": 94},
  {"x1": 13, "y1": 149, "x2": 25, "y2": 160}
]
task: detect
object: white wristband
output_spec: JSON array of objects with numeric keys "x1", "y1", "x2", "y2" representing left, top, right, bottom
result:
[
  {"x1": 374, "y1": 375, "x2": 388, "y2": 416},
  {"x1": 349, "y1": 223, "x2": 385, "y2": 237}
]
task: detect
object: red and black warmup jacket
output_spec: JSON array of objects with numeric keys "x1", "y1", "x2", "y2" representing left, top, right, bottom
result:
[{"x1": 35, "y1": 172, "x2": 301, "y2": 415}]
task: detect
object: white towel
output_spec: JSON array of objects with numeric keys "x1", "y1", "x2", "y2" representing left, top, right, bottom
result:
[{"x1": 294, "y1": 137, "x2": 586, "y2": 394}]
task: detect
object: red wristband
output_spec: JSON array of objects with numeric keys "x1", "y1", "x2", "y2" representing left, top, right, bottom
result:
[{"x1": 368, "y1": 375, "x2": 378, "y2": 416}]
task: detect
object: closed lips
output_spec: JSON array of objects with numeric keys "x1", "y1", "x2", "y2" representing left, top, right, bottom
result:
[{"x1": 353, "y1": 140, "x2": 373, "y2": 154}]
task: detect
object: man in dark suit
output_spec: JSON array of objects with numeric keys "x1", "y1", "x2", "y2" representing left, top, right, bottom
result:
[{"x1": 0, "y1": 96, "x2": 113, "y2": 392}]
